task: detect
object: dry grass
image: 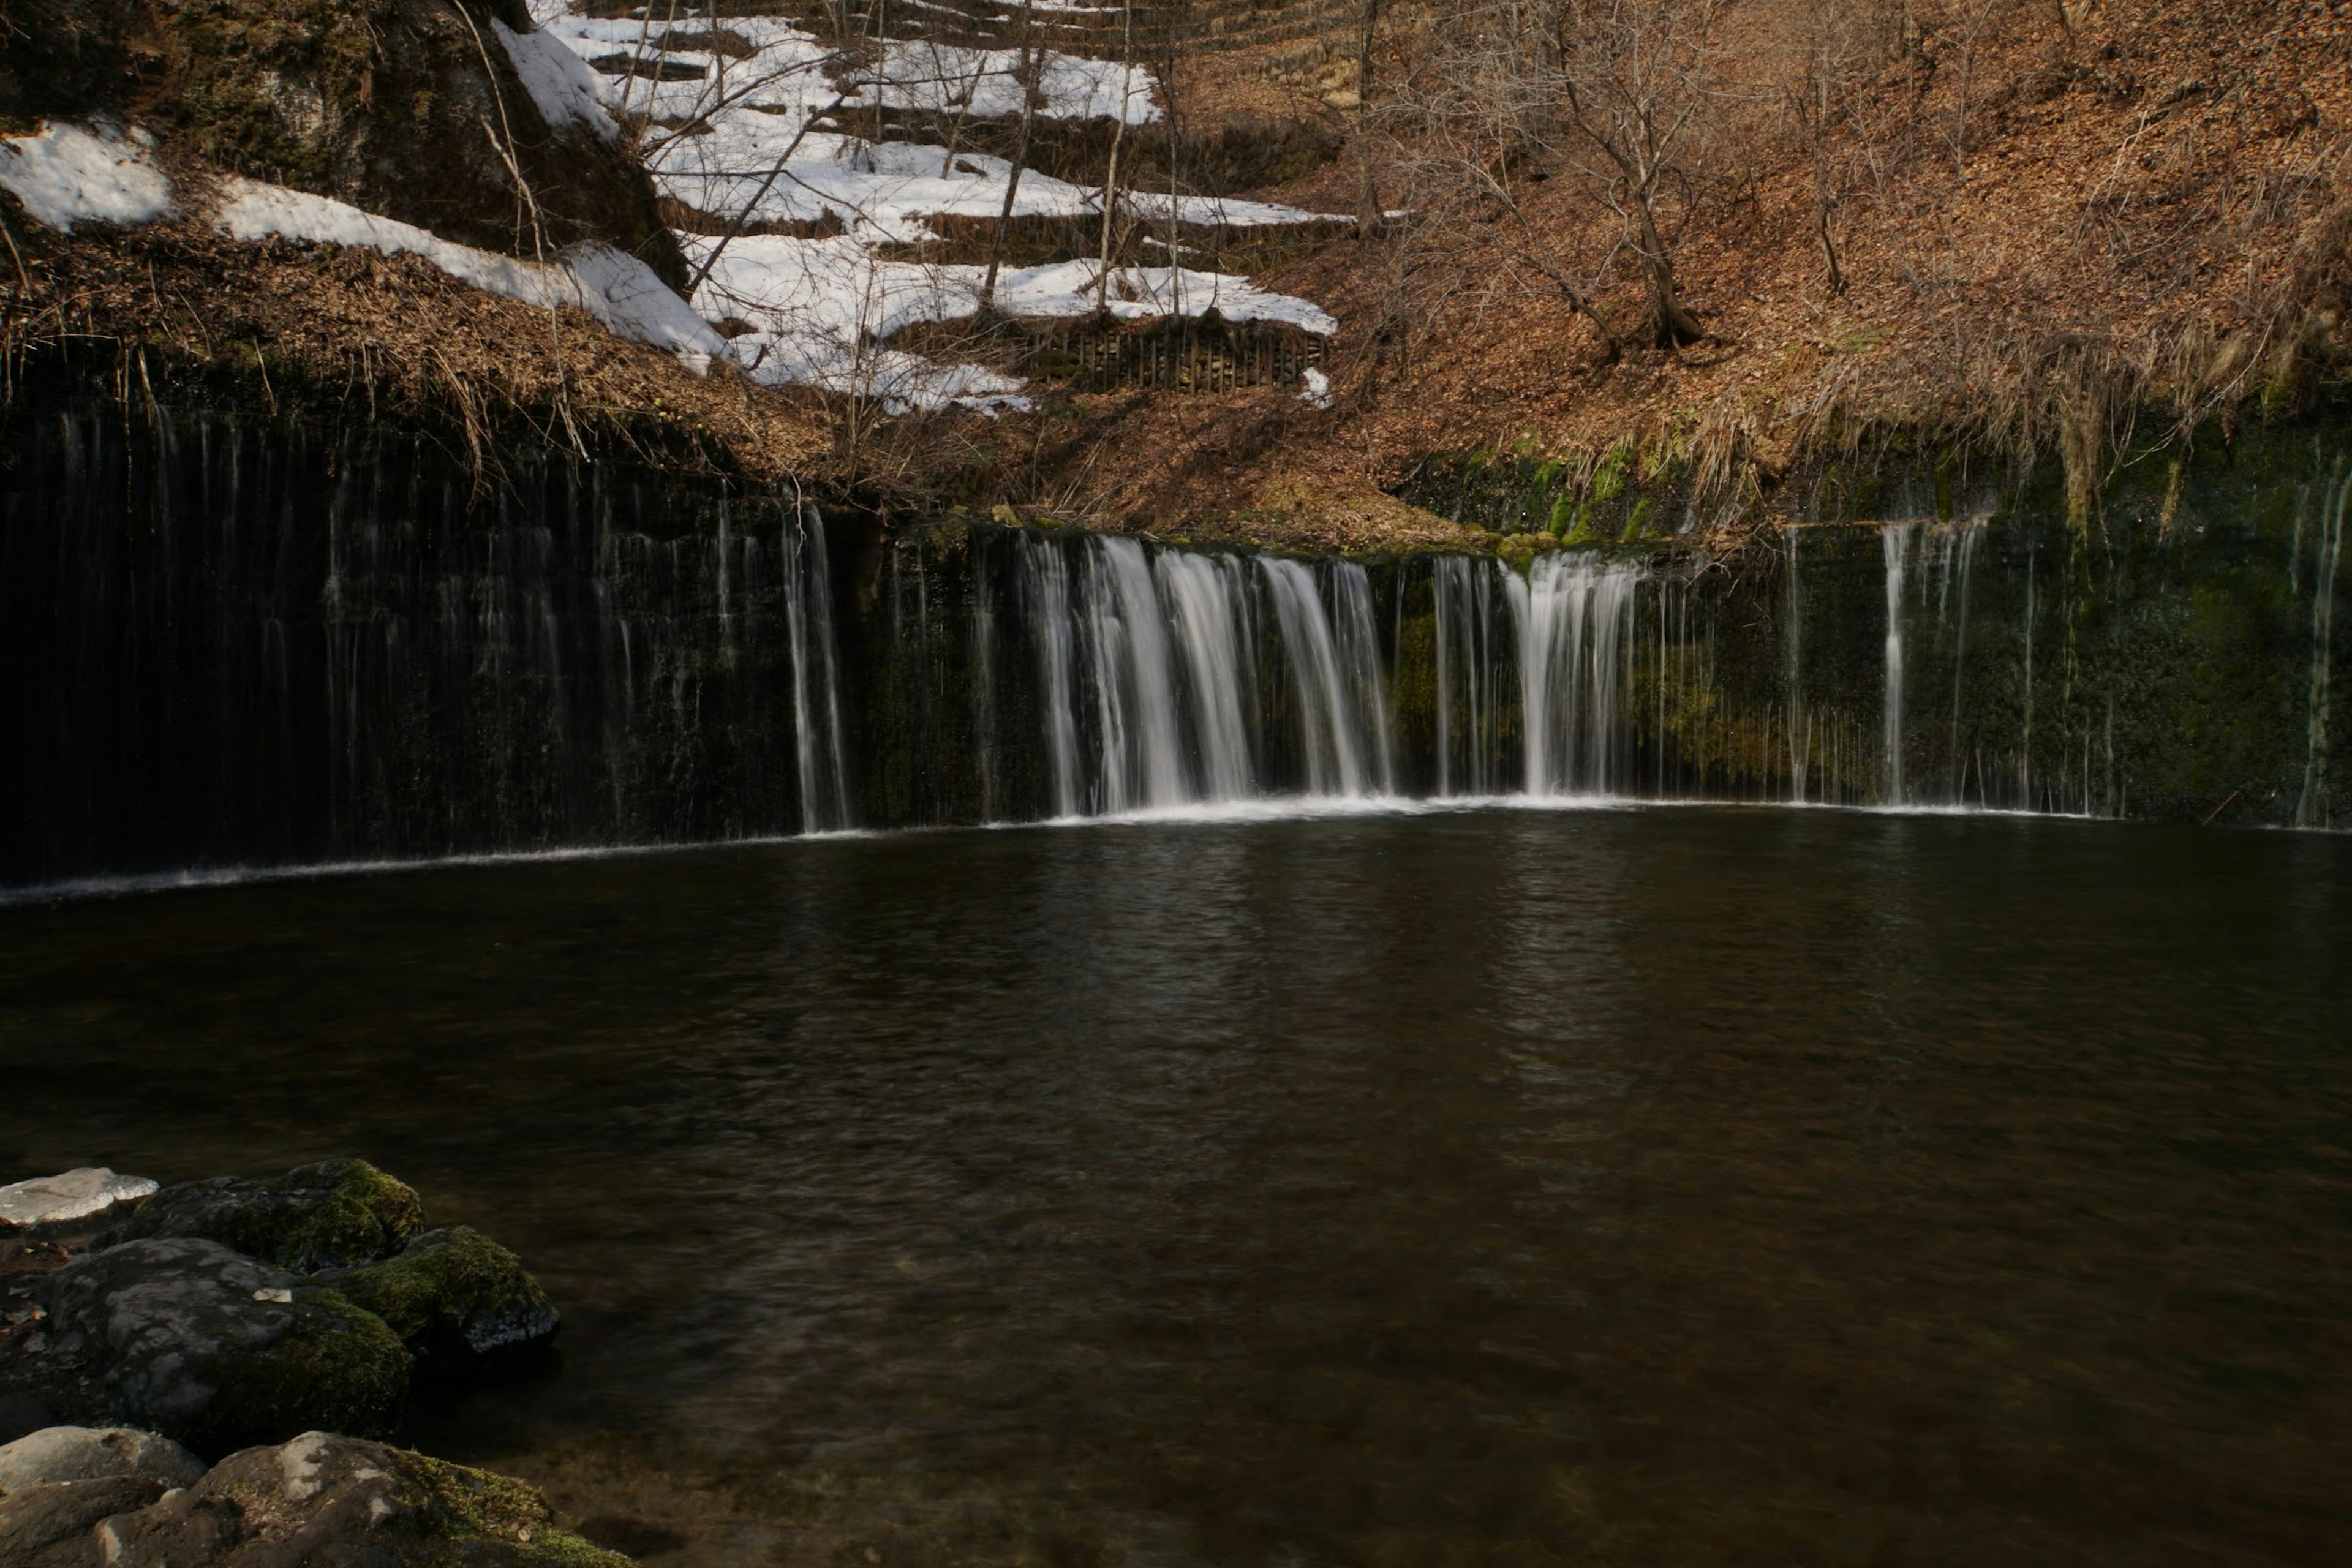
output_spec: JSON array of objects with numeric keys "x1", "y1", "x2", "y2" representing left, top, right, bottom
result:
[
  {"x1": 0, "y1": 211, "x2": 830, "y2": 483},
  {"x1": 1037, "y1": 0, "x2": 2352, "y2": 544},
  {"x1": 7, "y1": 0, "x2": 2346, "y2": 550}
]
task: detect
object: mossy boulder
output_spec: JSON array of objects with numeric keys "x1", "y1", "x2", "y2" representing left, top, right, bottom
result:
[
  {"x1": 33, "y1": 1239, "x2": 408, "y2": 1458},
  {"x1": 15, "y1": 1431, "x2": 635, "y2": 1567},
  {"x1": 317, "y1": 1226, "x2": 559, "y2": 1362},
  {"x1": 100, "y1": 1159, "x2": 424, "y2": 1273}
]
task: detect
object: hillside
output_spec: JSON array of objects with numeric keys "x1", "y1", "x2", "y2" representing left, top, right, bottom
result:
[{"x1": 4, "y1": 0, "x2": 2346, "y2": 546}]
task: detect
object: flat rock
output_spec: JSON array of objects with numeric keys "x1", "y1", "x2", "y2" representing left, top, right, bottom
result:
[
  {"x1": 0, "y1": 1426, "x2": 206, "y2": 1493},
  {"x1": 99, "y1": 1160, "x2": 424, "y2": 1274},
  {"x1": 317, "y1": 1226, "x2": 559, "y2": 1363},
  {"x1": 24, "y1": 1430, "x2": 638, "y2": 1567},
  {"x1": 34, "y1": 1239, "x2": 408, "y2": 1457},
  {"x1": 0, "y1": 1170, "x2": 159, "y2": 1234}
]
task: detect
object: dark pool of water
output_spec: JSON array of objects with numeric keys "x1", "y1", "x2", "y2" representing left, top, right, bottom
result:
[{"x1": 4, "y1": 806, "x2": 2349, "y2": 1565}]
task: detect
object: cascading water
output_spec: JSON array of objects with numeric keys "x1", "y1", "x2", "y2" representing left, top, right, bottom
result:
[
  {"x1": 1155, "y1": 551, "x2": 1259, "y2": 801},
  {"x1": 1883, "y1": 523, "x2": 1915, "y2": 804},
  {"x1": 1329, "y1": 563, "x2": 1398, "y2": 795},
  {"x1": 2298, "y1": 460, "x2": 2350, "y2": 829},
  {"x1": 783, "y1": 499, "x2": 853, "y2": 834},
  {"x1": 10, "y1": 383, "x2": 2348, "y2": 889},
  {"x1": 1431, "y1": 556, "x2": 1512, "y2": 795},
  {"x1": 995, "y1": 533, "x2": 1398, "y2": 815},
  {"x1": 1081, "y1": 537, "x2": 1191, "y2": 813},
  {"x1": 1019, "y1": 533, "x2": 1085, "y2": 818},
  {"x1": 1259, "y1": 557, "x2": 1374, "y2": 796},
  {"x1": 1518, "y1": 551, "x2": 1642, "y2": 797}
]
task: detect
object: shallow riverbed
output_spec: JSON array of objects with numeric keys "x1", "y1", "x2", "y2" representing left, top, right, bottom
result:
[{"x1": 3, "y1": 805, "x2": 2348, "y2": 1565}]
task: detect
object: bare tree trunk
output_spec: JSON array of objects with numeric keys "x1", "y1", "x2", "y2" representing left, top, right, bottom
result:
[
  {"x1": 1354, "y1": 0, "x2": 1381, "y2": 238},
  {"x1": 1634, "y1": 203, "x2": 1705, "y2": 347},
  {"x1": 983, "y1": 9, "x2": 1039, "y2": 308},
  {"x1": 1096, "y1": 0, "x2": 1136, "y2": 310}
]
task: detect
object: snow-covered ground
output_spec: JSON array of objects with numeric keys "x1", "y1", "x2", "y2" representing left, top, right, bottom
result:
[
  {"x1": 1, "y1": 2, "x2": 1344, "y2": 416},
  {"x1": 0, "y1": 121, "x2": 174, "y2": 232},
  {"x1": 535, "y1": 1, "x2": 1344, "y2": 409}
]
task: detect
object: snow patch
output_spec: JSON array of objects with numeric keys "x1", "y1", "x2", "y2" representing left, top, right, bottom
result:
[
  {"x1": 1298, "y1": 367, "x2": 1333, "y2": 409},
  {"x1": 493, "y1": 19, "x2": 620, "y2": 141},
  {"x1": 0, "y1": 121, "x2": 173, "y2": 232},
  {"x1": 216, "y1": 179, "x2": 723, "y2": 367}
]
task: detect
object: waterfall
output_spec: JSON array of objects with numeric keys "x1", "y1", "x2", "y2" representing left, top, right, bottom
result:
[
  {"x1": 1433, "y1": 555, "x2": 1510, "y2": 795},
  {"x1": 24, "y1": 380, "x2": 2352, "y2": 886},
  {"x1": 1259, "y1": 557, "x2": 1373, "y2": 796},
  {"x1": 783, "y1": 499, "x2": 852, "y2": 834},
  {"x1": 1785, "y1": 524, "x2": 1806, "y2": 804},
  {"x1": 1329, "y1": 562, "x2": 1396, "y2": 795},
  {"x1": 1003, "y1": 532, "x2": 1396, "y2": 815},
  {"x1": 1020, "y1": 533, "x2": 1084, "y2": 817},
  {"x1": 1882, "y1": 524, "x2": 1915, "y2": 804},
  {"x1": 2298, "y1": 459, "x2": 2350, "y2": 829},
  {"x1": 1938, "y1": 521, "x2": 1985, "y2": 801},
  {"x1": 1519, "y1": 552, "x2": 1642, "y2": 797},
  {"x1": 1082, "y1": 537, "x2": 1189, "y2": 813}
]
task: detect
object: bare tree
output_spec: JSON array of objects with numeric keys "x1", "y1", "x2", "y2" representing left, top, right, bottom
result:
[
  {"x1": 982, "y1": 2, "x2": 1042, "y2": 307},
  {"x1": 1546, "y1": 0, "x2": 1730, "y2": 348},
  {"x1": 1354, "y1": 0, "x2": 1384, "y2": 238}
]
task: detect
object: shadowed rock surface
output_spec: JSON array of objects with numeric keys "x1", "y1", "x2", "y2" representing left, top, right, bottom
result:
[
  {"x1": 100, "y1": 1161, "x2": 425, "y2": 1274},
  {"x1": 30, "y1": 1240, "x2": 408, "y2": 1457}
]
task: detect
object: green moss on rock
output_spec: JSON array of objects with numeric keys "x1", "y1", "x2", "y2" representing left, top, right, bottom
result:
[
  {"x1": 321, "y1": 1224, "x2": 560, "y2": 1358},
  {"x1": 102, "y1": 1158, "x2": 428, "y2": 1272},
  {"x1": 189, "y1": 1283, "x2": 412, "y2": 1453}
]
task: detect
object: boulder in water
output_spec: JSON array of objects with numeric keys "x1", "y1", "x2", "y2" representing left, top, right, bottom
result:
[
  {"x1": 315, "y1": 1225, "x2": 559, "y2": 1363},
  {"x1": 32, "y1": 1239, "x2": 408, "y2": 1457},
  {"x1": 99, "y1": 1160, "x2": 424, "y2": 1273},
  {"x1": 0, "y1": 1425, "x2": 206, "y2": 1492}
]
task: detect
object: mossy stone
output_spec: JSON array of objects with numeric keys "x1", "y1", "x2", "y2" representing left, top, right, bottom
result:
[
  {"x1": 319, "y1": 1224, "x2": 560, "y2": 1360},
  {"x1": 35, "y1": 1238, "x2": 409, "y2": 1458},
  {"x1": 102, "y1": 1158, "x2": 427, "y2": 1273},
  {"x1": 107, "y1": 1431, "x2": 635, "y2": 1567}
]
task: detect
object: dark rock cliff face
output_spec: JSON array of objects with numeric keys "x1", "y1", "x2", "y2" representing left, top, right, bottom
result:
[
  {"x1": 0, "y1": 371, "x2": 2344, "y2": 884},
  {"x1": 0, "y1": 0, "x2": 687, "y2": 288}
]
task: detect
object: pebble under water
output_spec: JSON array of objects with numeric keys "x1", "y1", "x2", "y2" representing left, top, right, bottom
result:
[{"x1": 2, "y1": 805, "x2": 2348, "y2": 1566}]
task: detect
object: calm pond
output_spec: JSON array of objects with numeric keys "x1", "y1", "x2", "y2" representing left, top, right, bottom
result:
[{"x1": 4, "y1": 804, "x2": 2348, "y2": 1565}]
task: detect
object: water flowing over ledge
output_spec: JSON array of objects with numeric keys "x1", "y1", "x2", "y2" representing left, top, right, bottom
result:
[{"x1": 1, "y1": 393, "x2": 2345, "y2": 885}]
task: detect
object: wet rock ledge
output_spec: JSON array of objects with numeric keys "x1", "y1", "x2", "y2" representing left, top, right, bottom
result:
[{"x1": 1, "y1": 1161, "x2": 625, "y2": 1566}]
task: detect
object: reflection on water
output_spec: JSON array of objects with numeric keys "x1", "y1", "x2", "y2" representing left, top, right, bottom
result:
[{"x1": 2, "y1": 809, "x2": 2348, "y2": 1564}]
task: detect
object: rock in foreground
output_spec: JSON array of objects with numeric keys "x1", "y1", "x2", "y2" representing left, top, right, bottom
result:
[
  {"x1": 318, "y1": 1226, "x2": 559, "y2": 1363},
  {"x1": 0, "y1": 1171, "x2": 160, "y2": 1236},
  {"x1": 100, "y1": 1161, "x2": 424, "y2": 1273},
  {"x1": 35, "y1": 1240, "x2": 409, "y2": 1456},
  {"x1": 0, "y1": 1428, "x2": 635, "y2": 1567},
  {"x1": 0, "y1": 1425, "x2": 206, "y2": 1491}
]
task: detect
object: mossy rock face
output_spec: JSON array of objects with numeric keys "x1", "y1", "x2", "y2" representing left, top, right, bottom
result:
[
  {"x1": 318, "y1": 1224, "x2": 559, "y2": 1361},
  {"x1": 1, "y1": 0, "x2": 687, "y2": 288},
  {"x1": 34, "y1": 1239, "x2": 409, "y2": 1458},
  {"x1": 0, "y1": 0, "x2": 141, "y2": 130},
  {"x1": 101, "y1": 1158, "x2": 426, "y2": 1273},
  {"x1": 57, "y1": 1431, "x2": 635, "y2": 1566}
]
